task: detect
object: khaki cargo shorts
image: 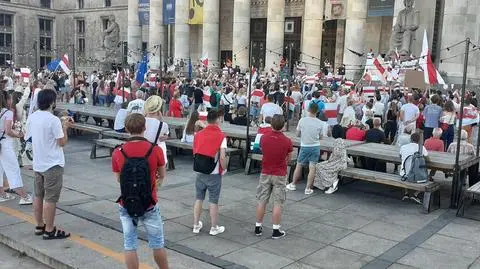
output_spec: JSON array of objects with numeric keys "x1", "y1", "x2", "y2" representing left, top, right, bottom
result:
[
  {"x1": 256, "y1": 174, "x2": 287, "y2": 207},
  {"x1": 34, "y1": 165, "x2": 64, "y2": 203}
]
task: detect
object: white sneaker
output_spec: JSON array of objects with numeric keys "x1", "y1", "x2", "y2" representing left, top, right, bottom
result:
[
  {"x1": 304, "y1": 188, "x2": 314, "y2": 195},
  {"x1": 209, "y1": 225, "x2": 225, "y2": 236},
  {"x1": 325, "y1": 180, "x2": 339, "y2": 194},
  {"x1": 286, "y1": 183, "x2": 296, "y2": 191},
  {"x1": 0, "y1": 193, "x2": 15, "y2": 202},
  {"x1": 19, "y1": 194, "x2": 33, "y2": 205},
  {"x1": 193, "y1": 221, "x2": 203, "y2": 234}
]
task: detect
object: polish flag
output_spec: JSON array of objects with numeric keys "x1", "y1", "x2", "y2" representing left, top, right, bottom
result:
[
  {"x1": 324, "y1": 103, "x2": 338, "y2": 125},
  {"x1": 420, "y1": 30, "x2": 445, "y2": 85},
  {"x1": 20, "y1": 68, "x2": 31, "y2": 82},
  {"x1": 201, "y1": 53, "x2": 209, "y2": 68},
  {"x1": 59, "y1": 54, "x2": 71, "y2": 75}
]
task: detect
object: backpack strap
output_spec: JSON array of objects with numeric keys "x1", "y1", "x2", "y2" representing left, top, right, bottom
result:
[
  {"x1": 154, "y1": 121, "x2": 163, "y2": 145},
  {"x1": 401, "y1": 155, "x2": 412, "y2": 181}
]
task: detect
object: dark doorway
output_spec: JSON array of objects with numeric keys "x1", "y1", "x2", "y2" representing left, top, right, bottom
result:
[
  {"x1": 250, "y1": 18, "x2": 267, "y2": 70},
  {"x1": 321, "y1": 20, "x2": 338, "y2": 68}
]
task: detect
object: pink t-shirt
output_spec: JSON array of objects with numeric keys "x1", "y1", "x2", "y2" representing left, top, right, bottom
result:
[{"x1": 424, "y1": 137, "x2": 444, "y2": 152}]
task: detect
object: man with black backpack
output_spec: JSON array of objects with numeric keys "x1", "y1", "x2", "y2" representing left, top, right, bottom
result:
[
  {"x1": 112, "y1": 113, "x2": 169, "y2": 269},
  {"x1": 192, "y1": 110, "x2": 227, "y2": 236}
]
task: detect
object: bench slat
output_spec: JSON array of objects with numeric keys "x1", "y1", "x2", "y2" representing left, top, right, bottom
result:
[
  {"x1": 71, "y1": 123, "x2": 111, "y2": 133},
  {"x1": 102, "y1": 130, "x2": 130, "y2": 139},
  {"x1": 339, "y1": 168, "x2": 440, "y2": 192},
  {"x1": 95, "y1": 139, "x2": 124, "y2": 148},
  {"x1": 467, "y1": 182, "x2": 480, "y2": 194},
  {"x1": 166, "y1": 139, "x2": 242, "y2": 154}
]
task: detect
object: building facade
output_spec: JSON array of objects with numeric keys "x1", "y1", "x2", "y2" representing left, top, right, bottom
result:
[{"x1": 1, "y1": 0, "x2": 479, "y2": 83}]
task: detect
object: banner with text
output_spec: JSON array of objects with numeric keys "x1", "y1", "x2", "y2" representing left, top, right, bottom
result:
[
  {"x1": 188, "y1": 0, "x2": 203, "y2": 24},
  {"x1": 138, "y1": 0, "x2": 150, "y2": 25},
  {"x1": 367, "y1": 0, "x2": 394, "y2": 17},
  {"x1": 163, "y1": 0, "x2": 176, "y2": 25}
]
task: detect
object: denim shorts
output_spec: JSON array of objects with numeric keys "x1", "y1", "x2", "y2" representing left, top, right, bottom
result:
[
  {"x1": 297, "y1": 146, "x2": 321, "y2": 165},
  {"x1": 195, "y1": 173, "x2": 222, "y2": 204},
  {"x1": 119, "y1": 204, "x2": 165, "y2": 251}
]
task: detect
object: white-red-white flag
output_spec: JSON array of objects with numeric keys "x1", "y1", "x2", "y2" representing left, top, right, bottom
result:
[
  {"x1": 372, "y1": 56, "x2": 387, "y2": 84},
  {"x1": 420, "y1": 30, "x2": 445, "y2": 85},
  {"x1": 20, "y1": 68, "x2": 31, "y2": 83},
  {"x1": 201, "y1": 52, "x2": 209, "y2": 68},
  {"x1": 59, "y1": 54, "x2": 71, "y2": 75}
]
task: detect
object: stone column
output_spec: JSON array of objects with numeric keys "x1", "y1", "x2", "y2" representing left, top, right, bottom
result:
[
  {"x1": 202, "y1": 0, "x2": 220, "y2": 68},
  {"x1": 148, "y1": 0, "x2": 165, "y2": 69},
  {"x1": 174, "y1": 0, "x2": 190, "y2": 62},
  {"x1": 265, "y1": 0, "x2": 285, "y2": 71},
  {"x1": 127, "y1": 0, "x2": 142, "y2": 64},
  {"x1": 232, "y1": 0, "x2": 250, "y2": 70},
  {"x1": 342, "y1": 0, "x2": 368, "y2": 79},
  {"x1": 301, "y1": 0, "x2": 324, "y2": 73}
]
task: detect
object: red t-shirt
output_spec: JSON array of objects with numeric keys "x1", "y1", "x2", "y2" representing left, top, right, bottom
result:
[
  {"x1": 112, "y1": 140, "x2": 165, "y2": 206},
  {"x1": 346, "y1": 127, "x2": 366, "y2": 141},
  {"x1": 424, "y1": 137, "x2": 444, "y2": 152},
  {"x1": 260, "y1": 131, "x2": 293, "y2": 176},
  {"x1": 169, "y1": 99, "x2": 182, "y2": 118}
]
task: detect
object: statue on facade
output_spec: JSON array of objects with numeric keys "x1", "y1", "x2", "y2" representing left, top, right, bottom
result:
[
  {"x1": 102, "y1": 15, "x2": 120, "y2": 56},
  {"x1": 389, "y1": 0, "x2": 419, "y2": 57}
]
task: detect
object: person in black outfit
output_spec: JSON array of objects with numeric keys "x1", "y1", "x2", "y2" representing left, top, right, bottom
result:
[
  {"x1": 385, "y1": 98, "x2": 399, "y2": 144},
  {"x1": 230, "y1": 106, "x2": 248, "y2": 126},
  {"x1": 193, "y1": 80, "x2": 204, "y2": 109},
  {"x1": 364, "y1": 118, "x2": 386, "y2": 172}
]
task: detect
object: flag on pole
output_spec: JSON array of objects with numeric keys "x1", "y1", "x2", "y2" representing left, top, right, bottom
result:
[
  {"x1": 20, "y1": 68, "x2": 31, "y2": 83},
  {"x1": 47, "y1": 59, "x2": 60, "y2": 72},
  {"x1": 420, "y1": 30, "x2": 445, "y2": 85},
  {"x1": 59, "y1": 54, "x2": 71, "y2": 75},
  {"x1": 201, "y1": 53, "x2": 209, "y2": 68},
  {"x1": 188, "y1": 58, "x2": 193, "y2": 79},
  {"x1": 136, "y1": 53, "x2": 149, "y2": 85},
  {"x1": 372, "y1": 56, "x2": 387, "y2": 84}
]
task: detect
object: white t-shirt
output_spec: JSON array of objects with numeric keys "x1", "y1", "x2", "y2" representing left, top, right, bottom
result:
[
  {"x1": 291, "y1": 91, "x2": 302, "y2": 105},
  {"x1": 297, "y1": 116, "x2": 326, "y2": 147},
  {"x1": 127, "y1": 99, "x2": 145, "y2": 114},
  {"x1": 0, "y1": 109, "x2": 14, "y2": 144},
  {"x1": 260, "y1": 102, "x2": 283, "y2": 119},
  {"x1": 399, "y1": 143, "x2": 428, "y2": 177},
  {"x1": 237, "y1": 95, "x2": 246, "y2": 105},
  {"x1": 144, "y1": 117, "x2": 170, "y2": 163},
  {"x1": 212, "y1": 138, "x2": 227, "y2": 175},
  {"x1": 28, "y1": 88, "x2": 42, "y2": 116},
  {"x1": 373, "y1": 102, "x2": 385, "y2": 116},
  {"x1": 338, "y1": 95, "x2": 348, "y2": 114},
  {"x1": 401, "y1": 103, "x2": 419, "y2": 123},
  {"x1": 114, "y1": 109, "x2": 128, "y2": 130},
  {"x1": 25, "y1": 110, "x2": 65, "y2": 172}
]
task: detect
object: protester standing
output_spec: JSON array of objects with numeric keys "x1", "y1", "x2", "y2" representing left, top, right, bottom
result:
[{"x1": 26, "y1": 88, "x2": 72, "y2": 239}]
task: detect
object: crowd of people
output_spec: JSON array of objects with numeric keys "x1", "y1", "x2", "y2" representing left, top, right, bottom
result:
[{"x1": 1, "y1": 65, "x2": 480, "y2": 269}]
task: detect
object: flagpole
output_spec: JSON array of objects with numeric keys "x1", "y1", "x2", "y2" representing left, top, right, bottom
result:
[
  {"x1": 451, "y1": 38, "x2": 470, "y2": 209},
  {"x1": 246, "y1": 41, "x2": 253, "y2": 157}
]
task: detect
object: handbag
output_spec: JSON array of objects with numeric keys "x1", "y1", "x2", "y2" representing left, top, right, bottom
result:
[
  {"x1": 440, "y1": 114, "x2": 452, "y2": 131},
  {"x1": 193, "y1": 154, "x2": 218, "y2": 174}
]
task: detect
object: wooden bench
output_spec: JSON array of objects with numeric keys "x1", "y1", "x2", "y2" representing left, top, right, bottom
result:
[
  {"x1": 457, "y1": 182, "x2": 480, "y2": 217},
  {"x1": 70, "y1": 123, "x2": 111, "y2": 138},
  {"x1": 102, "y1": 130, "x2": 130, "y2": 140},
  {"x1": 165, "y1": 139, "x2": 244, "y2": 171},
  {"x1": 338, "y1": 168, "x2": 441, "y2": 213},
  {"x1": 244, "y1": 153, "x2": 297, "y2": 182},
  {"x1": 90, "y1": 138, "x2": 124, "y2": 159}
]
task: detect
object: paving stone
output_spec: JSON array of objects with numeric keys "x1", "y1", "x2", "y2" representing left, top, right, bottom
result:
[
  {"x1": 290, "y1": 222, "x2": 352, "y2": 244},
  {"x1": 221, "y1": 246, "x2": 294, "y2": 269},
  {"x1": 163, "y1": 220, "x2": 196, "y2": 243},
  {"x1": 301, "y1": 246, "x2": 374, "y2": 269},
  {"x1": 178, "y1": 235, "x2": 246, "y2": 257},
  {"x1": 387, "y1": 264, "x2": 419, "y2": 269},
  {"x1": 359, "y1": 221, "x2": 416, "y2": 241},
  {"x1": 281, "y1": 262, "x2": 321, "y2": 269},
  {"x1": 165, "y1": 248, "x2": 221, "y2": 269},
  {"x1": 286, "y1": 202, "x2": 330, "y2": 218},
  {"x1": 468, "y1": 258, "x2": 480, "y2": 269},
  {"x1": 312, "y1": 211, "x2": 373, "y2": 230},
  {"x1": 157, "y1": 198, "x2": 192, "y2": 220},
  {"x1": 333, "y1": 232, "x2": 397, "y2": 257},
  {"x1": 253, "y1": 234, "x2": 325, "y2": 260},
  {"x1": 220, "y1": 202, "x2": 258, "y2": 222},
  {"x1": 75, "y1": 200, "x2": 118, "y2": 218},
  {"x1": 398, "y1": 247, "x2": 475, "y2": 269},
  {"x1": 215, "y1": 217, "x2": 266, "y2": 245},
  {"x1": 301, "y1": 194, "x2": 354, "y2": 211},
  {"x1": 437, "y1": 222, "x2": 480, "y2": 242},
  {"x1": 420, "y1": 234, "x2": 480, "y2": 259}
]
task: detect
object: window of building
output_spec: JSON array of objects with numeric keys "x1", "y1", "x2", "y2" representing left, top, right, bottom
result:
[
  {"x1": 0, "y1": 53, "x2": 11, "y2": 67},
  {"x1": 78, "y1": 38, "x2": 85, "y2": 54},
  {"x1": 102, "y1": 18, "x2": 109, "y2": 30},
  {"x1": 39, "y1": 18, "x2": 52, "y2": 32},
  {"x1": 0, "y1": 14, "x2": 13, "y2": 27},
  {"x1": 142, "y1": 42, "x2": 148, "y2": 53},
  {"x1": 0, "y1": 33, "x2": 13, "y2": 48},
  {"x1": 40, "y1": 0, "x2": 51, "y2": 8},
  {"x1": 105, "y1": 0, "x2": 111, "y2": 7},
  {"x1": 40, "y1": 56, "x2": 52, "y2": 68},
  {"x1": 77, "y1": 20, "x2": 85, "y2": 34},
  {"x1": 78, "y1": 0, "x2": 84, "y2": 9},
  {"x1": 0, "y1": 14, "x2": 13, "y2": 65},
  {"x1": 39, "y1": 36, "x2": 52, "y2": 51}
]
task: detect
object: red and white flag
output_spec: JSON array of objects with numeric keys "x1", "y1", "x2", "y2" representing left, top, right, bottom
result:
[
  {"x1": 420, "y1": 30, "x2": 445, "y2": 85},
  {"x1": 201, "y1": 52, "x2": 209, "y2": 68},
  {"x1": 59, "y1": 54, "x2": 71, "y2": 75},
  {"x1": 363, "y1": 86, "x2": 376, "y2": 99},
  {"x1": 324, "y1": 103, "x2": 338, "y2": 125},
  {"x1": 20, "y1": 68, "x2": 31, "y2": 83},
  {"x1": 372, "y1": 56, "x2": 387, "y2": 84},
  {"x1": 285, "y1": 96, "x2": 295, "y2": 111}
]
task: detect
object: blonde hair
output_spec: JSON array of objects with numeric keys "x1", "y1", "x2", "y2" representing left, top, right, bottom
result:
[{"x1": 144, "y1": 95, "x2": 164, "y2": 114}]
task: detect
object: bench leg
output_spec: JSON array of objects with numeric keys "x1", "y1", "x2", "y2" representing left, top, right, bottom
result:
[
  {"x1": 90, "y1": 144, "x2": 97, "y2": 159},
  {"x1": 423, "y1": 192, "x2": 432, "y2": 213},
  {"x1": 245, "y1": 157, "x2": 252, "y2": 175}
]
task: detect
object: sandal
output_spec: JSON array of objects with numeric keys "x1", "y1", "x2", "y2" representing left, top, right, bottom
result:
[
  {"x1": 35, "y1": 224, "x2": 46, "y2": 236},
  {"x1": 43, "y1": 227, "x2": 71, "y2": 240}
]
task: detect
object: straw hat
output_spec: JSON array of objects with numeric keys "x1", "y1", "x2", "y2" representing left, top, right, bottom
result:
[{"x1": 144, "y1": 95, "x2": 164, "y2": 114}]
